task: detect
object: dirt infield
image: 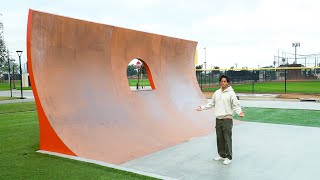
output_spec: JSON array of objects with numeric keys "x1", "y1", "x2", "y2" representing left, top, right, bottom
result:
[{"x1": 278, "y1": 94, "x2": 320, "y2": 99}]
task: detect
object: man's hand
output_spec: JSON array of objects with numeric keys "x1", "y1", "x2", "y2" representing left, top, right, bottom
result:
[
  {"x1": 239, "y1": 112, "x2": 245, "y2": 117},
  {"x1": 196, "y1": 106, "x2": 202, "y2": 111}
]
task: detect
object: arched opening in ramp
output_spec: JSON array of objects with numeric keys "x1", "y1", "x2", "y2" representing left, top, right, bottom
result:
[{"x1": 127, "y1": 58, "x2": 155, "y2": 90}]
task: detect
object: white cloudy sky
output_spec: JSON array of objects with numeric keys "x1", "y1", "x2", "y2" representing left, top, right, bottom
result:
[{"x1": 1, "y1": 0, "x2": 320, "y2": 68}]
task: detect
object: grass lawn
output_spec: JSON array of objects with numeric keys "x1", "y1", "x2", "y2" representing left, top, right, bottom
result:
[
  {"x1": 128, "y1": 79, "x2": 150, "y2": 86},
  {"x1": 238, "y1": 107, "x2": 320, "y2": 127},
  {"x1": 202, "y1": 81, "x2": 320, "y2": 94},
  {"x1": 0, "y1": 82, "x2": 32, "y2": 91},
  {"x1": 0, "y1": 102, "x2": 156, "y2": 179},
  {"x1": 0, "y1": 82, "x2": 10, "y2": 90},
  {"x1": 15, "y1": 86, "x2": 33, "y2": 90}
]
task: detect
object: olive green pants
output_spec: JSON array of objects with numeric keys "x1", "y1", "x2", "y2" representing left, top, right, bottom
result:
[{"x1": 215, "y1": 118, "x2": 233, "y2": 160}]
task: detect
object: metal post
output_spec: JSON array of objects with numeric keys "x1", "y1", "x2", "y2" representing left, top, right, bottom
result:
[
  {"x1": 292, "y1": 42, "x2": 300, "y2": 64},
  {"x1": 12, "y1": 61, "x2": 15, "y2": 89},
  {"x1": 305, "y1": 57, "x2": 306, "y2": 67},
  {"x1": 204, "y1": 47, "x2": 207, "y2": 85},
  {"x1": 200, "y1": 72, "x2": 203, "y2": 90},
  {"x1": 136, "y1": 68, "x2": 139, "y2": 90},
  {"x1": 16, "y1": 50, "x2": 24, "y2": 99},
  {"x1": 7, "y1": 51, "x2": 12, "y2": 97},
  {"x1": 294, "y1": 46, "x2": 297, "y2": 64},
  {"x1": 252, "y1": 70, "x2": 254, "y2": 93},
  {"x1": 284, "y1": 69, "x2": 287, "y2": 94}
]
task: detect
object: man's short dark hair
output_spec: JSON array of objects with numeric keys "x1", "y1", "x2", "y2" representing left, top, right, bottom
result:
[{"x1": 219, "y1": 75, "x2": 230, "y2": 83}]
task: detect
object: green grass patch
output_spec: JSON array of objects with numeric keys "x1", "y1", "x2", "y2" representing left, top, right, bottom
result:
[
  {"x1": 15, "y1": 86, "x2": 33, "y2": 90},
  {"x1": 0, "y1": 102, "x2": 36, "y2": 113},
  {"x1": 202, "y1": 81, "x2": 320, "y2": 94},
  {"x1": 0, "y1": 82, "x2": 10, "y2": 90},
  {"x1": 128, "y1": 79, "x2": 150, "y2": 86},
  {"x1": 238, "y1": 107, "x2": 320, "y2": 127},
  {"x1": 0, "y1": 82, "x2": 32, "y2": 91},
  {"x1": 0, "y1": 102, "x2": 156, "y2": 179}
]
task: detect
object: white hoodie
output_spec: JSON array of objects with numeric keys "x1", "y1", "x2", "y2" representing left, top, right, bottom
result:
[{"x1": 201, "y1": 86, "x2": 242, "y2": 119}]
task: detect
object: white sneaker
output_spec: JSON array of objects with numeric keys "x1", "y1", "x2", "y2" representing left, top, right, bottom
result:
[
  {"x1": 213, "y1": 156, "x2": 225, "y2": 161},
  {"x1": 223, "y1": 158, "x2": 232, "y2": 165}
]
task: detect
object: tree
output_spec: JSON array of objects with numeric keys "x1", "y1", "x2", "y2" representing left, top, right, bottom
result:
[
  {"x1": 195, "y1": 65, "x2": 203, "y2": 76},
  {"x1": 141, "y1": 65, "x2": 147, "y2": 75},
  {"x1": 212, "y1": 66, "x2": 220, "y2": 75},
  {"x1": 127, "y1": 64, "x2": 137, "y2": 77},
  {"x1": 0, "y1": 19, "x2": 8, "y2": 74}
]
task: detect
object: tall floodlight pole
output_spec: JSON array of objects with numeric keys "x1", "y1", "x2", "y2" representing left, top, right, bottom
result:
[
  {"x1": 16, "y1": 50, "x2": 24, "y2": 99},
  {"x1": 204, "y1": 47, "x2": 207, "y2": 85},
  {"x1": 292, "y1": 42, "x2": 300, "y2": 64}
]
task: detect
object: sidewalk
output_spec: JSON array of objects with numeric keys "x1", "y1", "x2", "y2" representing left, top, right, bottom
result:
[
  {"x1": 0, "y1": 98, "x2": 35, "y2": 104},
  {"x1": 240, "y1": 100, "x2": 320, "y2": 110},
  {"x1": 0, "y1": 90, "x2": 34, "y2": 99},
  {"x1": 0, "y1": 90, "x2": 35, "y2": 104}
]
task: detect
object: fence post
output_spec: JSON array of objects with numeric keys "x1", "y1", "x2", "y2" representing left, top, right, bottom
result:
[
  {"x1": 200, "y1": 73, "x2": 203, "y2": 90},
  {"x1": 284, "y1": 69, "x2": 287, "y2": 94},
  {"x1": 251, "y1": 70, "x2": 254, "y2": 93}
]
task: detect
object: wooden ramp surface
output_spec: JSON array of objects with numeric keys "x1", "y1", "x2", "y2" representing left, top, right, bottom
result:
[{"x1": 27, "y1": 9, "x2": 214, "y2": 164}]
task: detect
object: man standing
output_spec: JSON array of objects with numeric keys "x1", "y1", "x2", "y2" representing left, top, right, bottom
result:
[{"x1": 197, "y1": 75, "x2": 244, "y2": 165}]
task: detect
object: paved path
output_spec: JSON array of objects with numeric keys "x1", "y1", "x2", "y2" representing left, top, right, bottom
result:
[
  {"x1": 0, "y1": 90, "x2": 34, "y2": 99},
  {"x1": 240, "y1": 100, "x2": 320, "y2": 110},
  {"x1": 0, "y1": 90, "x2": 34, "y2": 104}
]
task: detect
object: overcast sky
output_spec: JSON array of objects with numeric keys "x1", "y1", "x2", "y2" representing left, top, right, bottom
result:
[{"x1": 1, "y1": 0, "x2": 320, "y2": 68}]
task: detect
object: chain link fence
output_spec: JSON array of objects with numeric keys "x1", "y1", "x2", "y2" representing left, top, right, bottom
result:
[{"x1": 196, "y1": 67, "x2": 320, "y2": 94}]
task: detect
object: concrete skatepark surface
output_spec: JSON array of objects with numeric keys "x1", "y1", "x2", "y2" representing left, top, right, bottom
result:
[
  {"x1": 120, "y1": 100, "x2": 320, "y2": 180},
  {"x1": 122, "y1": 121, "x2": 320, "y2": 180}
]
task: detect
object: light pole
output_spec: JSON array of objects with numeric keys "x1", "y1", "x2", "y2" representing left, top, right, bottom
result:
[
  {"x1": 292, "y1": 42, "x2": 300, "y2": 64},
  {"x1": 135, "y1": 60, "x2": 142, "y2": 90},
  {"x1": 16, "y1": 50, "x2": 24, "y2": 99},
  {"x1": 273, "y1": 60, "x2": 276, "y2": 81},
  {"x1": 12, "y1": 60, "x2": 15, "y2": 89},
  {"x1": 204, "y1": 47, "x2": 207, "y2": 84}
]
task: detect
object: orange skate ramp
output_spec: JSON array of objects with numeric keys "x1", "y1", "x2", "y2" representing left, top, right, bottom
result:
[{"x1": 27, "y1": 9, "x2": 214, "y2": 164}]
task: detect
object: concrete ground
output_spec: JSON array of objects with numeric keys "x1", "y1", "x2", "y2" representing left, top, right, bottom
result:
[
  {"x1": 122, "y1": 122, "x2": 320, "y2": 180},
  {"x1": 240, "y1": 100, "x2": 320, "y2": 110},
  {"x1": 0, "y1": 90, "x2": 34, "y2": 104},
  {"x1": 0, "y1": 90, "x2": 34, "y2": 98},
  {"x1": 121, "y1": 99, "x2": 320, "y2": 180}
]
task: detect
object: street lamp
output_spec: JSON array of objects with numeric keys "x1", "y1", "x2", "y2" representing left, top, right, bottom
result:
[
  {"x1": 204, "y1": 47, "x2": 207, "y2": 84},
  {"x1": 135, "y1": 60, "x2": 142, "y2": 90},
  {"x1": 12, "y1": 60, "x2": 15, "y2": 89},
  {"x1": 16, "y1": 50, "x2": 24, "y2": 99},
  {"x1": 292, "y1": 42, "x2": 300, "y2": 64}
]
